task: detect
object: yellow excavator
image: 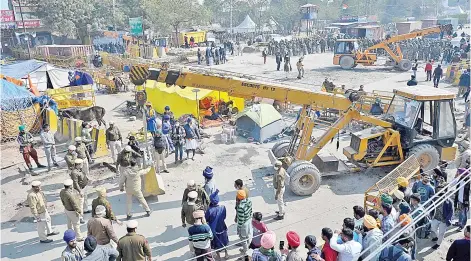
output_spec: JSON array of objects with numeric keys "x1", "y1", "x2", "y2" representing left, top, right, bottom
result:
[
  {"x1": 333, "y1": 24, "x2": 453, "y2": 71},
  {"x1": 148, "y1": 67, "x2": 457, "y2": 196}
]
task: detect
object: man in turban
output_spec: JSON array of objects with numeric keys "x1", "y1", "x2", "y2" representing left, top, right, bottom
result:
[
  {"x1": 203, "y1": 166, "x2": 217, "y2": 196},
  {"x1": 205, "y1": 189, "x2": 229, "y2": 259},
  {"x1": 360, "y1": 215, "x2": 383, "y2": 261}
]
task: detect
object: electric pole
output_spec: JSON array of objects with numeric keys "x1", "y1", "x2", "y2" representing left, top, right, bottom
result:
[{"x1": 17, "y1": 0, "x2": 31, "y2": 59}]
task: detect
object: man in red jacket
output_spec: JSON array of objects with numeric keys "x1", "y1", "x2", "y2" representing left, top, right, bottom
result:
[{"x1": 425, "y1": 60, "x2": 433, "y2": 81}]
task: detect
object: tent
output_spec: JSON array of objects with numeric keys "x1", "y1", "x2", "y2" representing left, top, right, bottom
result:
[
  {"x1": 234, "y1": 15, "x2": 257, "y2": 33},
  {"x1": 0, "y1": 79, "x2": 39, "y2": 142},
  {"x1": 0, "y1": 59, "x2": 71, "y2": 91},
  {"x1": 236, "y1": 104, "x2": 283, "y2": 142},
  {"x1": 144, "y1": 80, "x2": 245, "y2": 119}
]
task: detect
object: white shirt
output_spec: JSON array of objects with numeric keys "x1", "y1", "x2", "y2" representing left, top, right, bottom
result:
[
  {"x1": 40, "y1": 131, "x2": 55, "y2": 147},
  {"x1": 330, "y1": 233, "x2": 362, "y2": 261}
]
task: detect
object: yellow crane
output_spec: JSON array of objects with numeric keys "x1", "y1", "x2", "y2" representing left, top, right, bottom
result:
[
  {"x1": 333, "y1": 24, "x2": 453, "y2": 71},
  {"x1": 149, "y1": 68, "x2": 457, "y2": 196}
]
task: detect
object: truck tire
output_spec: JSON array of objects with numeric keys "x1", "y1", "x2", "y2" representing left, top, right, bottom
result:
[
  {"x1": 409, "y1": 144, "x2": 440, "y2": 172},
  {"x1": 398, "y1": 59, "x2": 412, "y2": 71},
  {"x1": 340, "y1": 56, "x2": 355, "y2": 69},
  {"x1": 288, "y1": 161, "x2": 322, "y2": 196},
  {"x1": 272, "y1": 140, "x2": 291, "y2": 158}
]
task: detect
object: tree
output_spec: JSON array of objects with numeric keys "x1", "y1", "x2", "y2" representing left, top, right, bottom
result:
[
  {"x1": 35, "y1": 0, "x2": 113, "y2": 43},
  {"x1": 143, "y1": 0, "x2": 209, "y2": 45}
]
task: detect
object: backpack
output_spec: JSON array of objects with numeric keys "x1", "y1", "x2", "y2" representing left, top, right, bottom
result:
[{"x1": 379, "y1": 246, "x2": 406, "y2": 261}]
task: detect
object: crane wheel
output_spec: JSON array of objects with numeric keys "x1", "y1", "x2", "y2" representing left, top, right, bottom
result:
[
  {"x1": 272, "y1": 140, "x2": 291, "y2": 158},
  {"x1": 398, "y1": 59, "x2": 413, "y2": 71},
  {"x1": 288, "y1": 161, "x2": 321, "y2": 196},
  {"x1": 408, "y1": 144, "x2": 440, "y2": 172},
  {"x1": 339, "y1": 56, "x2": 355, "y2": 70}
]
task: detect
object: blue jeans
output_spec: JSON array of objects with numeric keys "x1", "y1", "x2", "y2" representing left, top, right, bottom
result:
[
  {"x1": 174, "y1": 143, "x2": 183, "y2": 161},
  {"x1": 458, "y1": 204, "x2": 469, "y2": 228}
]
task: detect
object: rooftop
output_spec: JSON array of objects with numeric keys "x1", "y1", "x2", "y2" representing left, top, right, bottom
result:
[{"x1": 394, "y1": 85, "x2": 456, "y2": 100}]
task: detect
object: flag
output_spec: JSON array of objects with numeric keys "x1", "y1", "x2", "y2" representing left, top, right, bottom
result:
[{"x1": 342, "y1": 3, "x2": 349, "y2": 9}]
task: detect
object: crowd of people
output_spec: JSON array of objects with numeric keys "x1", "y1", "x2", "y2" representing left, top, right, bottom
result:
[
  {"x1": 93, "y1": 42, "x2": 126, "y2": 54},
  {"x1": 23, "y1": 120, "x2": 470, "y2": 261}
]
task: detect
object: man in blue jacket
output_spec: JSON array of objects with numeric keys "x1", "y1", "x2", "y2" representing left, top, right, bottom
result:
[
  {"x1": 459, "y1": 69, "x2": 470, "y2": 101},
  {"x1": 446, "y1": 225, "x2": 470, "y2": 261},
  {"x1": 431, "y1": 183, "x2": 454, "y2": 250}
]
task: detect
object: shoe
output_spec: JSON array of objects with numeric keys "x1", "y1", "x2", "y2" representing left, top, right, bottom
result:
[
  {"x1": 53, "y1": 163, "x2": 59, "y2": 167},
  {"x1": 40, "y1": 239, "x2": 53, "y2": 243},
  {"x1": 80, "y1": 219, "x2": 85, "y2": 224},
  {"x1": 146, "y1": 210, "x2": 152, "y2": 217},
  {"x1": 47, "y1": 231, "x2": 59, "y2": 236},
  {"x1": 36, "y1": 164, "x2": 46, "y2": 168},
  {"x1": 83, "y1": 210, "x2": 91, "y2": 214},
  {"x1": 431, "y1": 237, "x2": 438, "y2": 242},
  {"x1": 126, "y1": 214, "x2": 132, "y2": 220},
  {"x1": 432, "y1": 244, "x2": 440, "y2": 250},
  {"x1": 163, "y1": 170, "x2": 169, "y2": 173},
  {"x1": 274, "y1": 215, "x2": 284, "y2": 220}
]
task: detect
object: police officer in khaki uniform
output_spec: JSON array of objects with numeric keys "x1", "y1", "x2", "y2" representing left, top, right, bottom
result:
[
  {"x1": 70, "y1": 158, "x2": 90, "y2": 218},
  {"x1": 64, "y1": 145, "x2": 77, "y2": 171},
  {"x1": 60, "y1": 179, "x2": 84, "y2": 241},
  {"x1": 27, "y1": 180, "x2": 59, "y2": 243},
  {"x1": 119, "y1": 149, "x2": 151, "y2": 220},
  {"x1": 106, "y1": 121, "x2": 123, "y2": 164},
  {"x1": 75, "y1": 137, "x2": 91, "y2": 177},
  {"x1": 116, "y1": 145, "x2": 141, "y2": 177},
  {"x1": 117, "y1": 220, "x2": 152, "y2": 261},
  {"x1": 274, "y1": 160, "x2": 286, "y2": 220}
]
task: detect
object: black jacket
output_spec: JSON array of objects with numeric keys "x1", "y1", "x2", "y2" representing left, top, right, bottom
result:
[{"x1": 153, "y1": 136, "x2": 166, "y2": 152}]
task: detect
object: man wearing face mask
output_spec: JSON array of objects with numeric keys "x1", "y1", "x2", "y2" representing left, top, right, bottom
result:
[
  {"x1": 273, "y1": 161, "x2": 286, "y2": 220},
  {"x1": 379, "y1": 233, "x2": 414, "y2": 261}
]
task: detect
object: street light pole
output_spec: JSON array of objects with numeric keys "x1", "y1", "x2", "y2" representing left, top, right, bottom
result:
[
  {"x1": 17, "y1": 0, "x2": 31, "y2": 59},
  {"x1": 230, "y1": 0, "x2": 233, "y2": 37}
]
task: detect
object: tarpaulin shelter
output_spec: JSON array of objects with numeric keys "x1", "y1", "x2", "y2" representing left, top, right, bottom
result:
[
  {"x1": 0, "y1": 59, "x2": 71, "y2": 91},
  {"x1": 0, "y1": 79, "x2": 40, "y2": 142},
  {"x1": 144, "y1": 81, "x2": 244, "y2": 119},
  {"x1": 236, "y1": 104, "x2": 283, "y2": 142}
]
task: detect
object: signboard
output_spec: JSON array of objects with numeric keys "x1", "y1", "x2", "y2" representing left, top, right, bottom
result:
[
  {"x1": 129, "y1": 17, "x2": 143, "y2": 35},
  {"x1": 1, "y1": 10, "x2": 14, "y2": 22},
  {"x1": 57, "y1": 100, "x2": 94, "y2": 109},
  {"x1": 16, "y1": 19, "x2": 41, "y2": 28}
]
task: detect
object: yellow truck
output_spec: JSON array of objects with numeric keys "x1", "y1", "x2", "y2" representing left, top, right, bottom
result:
[{"x1": 173, "y1": 31, "x2": 207, "y2": 47}]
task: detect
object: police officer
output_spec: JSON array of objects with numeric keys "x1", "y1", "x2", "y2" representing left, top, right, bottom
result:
[
  {"x1": 117, "y1": 220, "x2": 152, "y2": 261},
  {"x1": 64, "y1": 145, "x2": 77, "y2": 172},
  {"x1": 116, "y1": 145, "x2": 141, "y2": 177},
  {"x1": 27, "y1": 180, "x2": 59, "y2": 243},
  {"x1": 119, "y1": 160, "x2": 152, "y2": 220},
  {"x1": 70, "y1": 158, "x2": 90, "y2": 219},
  {"x1": 75, "y1": 137, "x2": 91, "y2": 177},
  {"x1": 106, "y1": 121, "x2": 123, "y2": 164},
  {"x1": 60, "y1": 179, "x2": 84, "y2": 241}
]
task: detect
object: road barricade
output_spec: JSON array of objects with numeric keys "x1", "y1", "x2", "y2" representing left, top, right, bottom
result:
[
  {"x1": 364, "y1": 155, "x2": 420, "y2": 212},
  {"x1": 46, "y1": 110, "x2": 109, "y2": 158},
  {"x1": 46, "y1": 85, "x2": 95, "y2": 109}
]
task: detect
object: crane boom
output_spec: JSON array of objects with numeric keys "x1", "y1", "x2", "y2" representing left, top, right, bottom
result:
[{"x1": 156, "y1": 68, "x2": 352, "y2": 111}]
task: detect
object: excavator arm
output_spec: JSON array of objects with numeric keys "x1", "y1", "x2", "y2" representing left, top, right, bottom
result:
[{"x1": 364, "y1": 24, "x2": 452, "y2": 63}]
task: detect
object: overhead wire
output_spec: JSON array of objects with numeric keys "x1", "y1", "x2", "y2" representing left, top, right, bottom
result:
[
  {"x1": 182, "y1": 153, "x2": 470, "y2": 261},
  {"x1": 361, "y1": 167, "x2": 471, "y2": 261}
]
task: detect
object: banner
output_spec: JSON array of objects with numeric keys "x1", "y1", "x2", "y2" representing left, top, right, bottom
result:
[{"x1": 1, "y1": 10, "x2": 14, "y2": 22}]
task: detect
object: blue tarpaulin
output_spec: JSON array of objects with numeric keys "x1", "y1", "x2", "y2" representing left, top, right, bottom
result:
[
  {"x1": 0, "y1": 60, "x2": 46, "y2": 79},
  {"x1": 0, "y1": 79, "x2": 34, "y2": 111}
]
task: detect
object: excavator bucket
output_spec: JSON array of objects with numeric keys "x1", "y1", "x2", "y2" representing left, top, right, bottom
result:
[
  {"x1": 364, "y1": 155, "x2": 420, "y2": 212},
  {"x1": 141, "y1": 166, "x2": 166, "y2": 197}
]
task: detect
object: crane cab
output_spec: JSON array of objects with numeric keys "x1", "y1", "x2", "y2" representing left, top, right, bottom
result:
[
  {"x1": 333, "y1": 39, "x2": 377, "y2": 69},
  {"x1": 344, "y1": 85, "x2": 457, "y2": 171}
]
